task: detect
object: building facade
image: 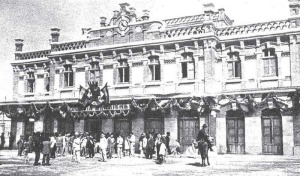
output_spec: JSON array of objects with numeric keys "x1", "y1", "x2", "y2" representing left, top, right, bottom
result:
[{"x1": 1, "y1": 1, "x2": 300, "y2": 155}]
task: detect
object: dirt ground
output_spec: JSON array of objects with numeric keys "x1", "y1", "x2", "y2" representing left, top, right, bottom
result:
[{"x1": 0, "y1": 150, "x2": 300, "y2": 176}]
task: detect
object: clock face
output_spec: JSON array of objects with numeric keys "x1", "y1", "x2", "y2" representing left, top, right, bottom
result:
[{"x1": 118, "y1": 20, "x2": 128, "y2": 31}]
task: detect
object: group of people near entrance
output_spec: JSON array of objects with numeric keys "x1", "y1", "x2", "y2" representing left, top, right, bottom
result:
[{"x1": 14, "y1": 124, "x2": 213, "y2": 166}]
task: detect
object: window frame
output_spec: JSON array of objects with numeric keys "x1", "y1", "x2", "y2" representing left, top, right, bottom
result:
[
  {"x1": 262, "y1": 48, "x2": 277, "y2": 77},
  {"x1": 180, "y1": 53, "x2": 195, "y2": 80},
  {"x1": 227, "y1": 52, "x2": 241, "y2": 79},
  {"x1": 89, "y1": 62, "x2": 100, "y2": 82},
  {"x1": 63, "y1": 65, "x2": 74, "y2": 87},
  {"x1": 117, "y1": 60, "x2": 130, "y2": 83},
  {"x1": 148, "y1": 56, "x2": 161, "y2": 81},
  {"x1": 27, "y1": 72, "x2": 35, "y2": 93}
]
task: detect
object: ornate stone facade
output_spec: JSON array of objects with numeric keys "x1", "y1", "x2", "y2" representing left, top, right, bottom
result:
[{"x1": 1, "y1": 2, "x2": 300, "y2": 155}]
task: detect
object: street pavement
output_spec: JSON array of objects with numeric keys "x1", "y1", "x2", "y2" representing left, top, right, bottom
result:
[{"x1": 0, "y1": 150, "x2": 300, "y2": 176}]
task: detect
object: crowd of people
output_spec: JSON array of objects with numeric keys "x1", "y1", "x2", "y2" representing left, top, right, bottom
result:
[
  {"x1": 12, "y1": 124, "x2": 213, "y2": 166},
  {"x1": 14, "y1": 130, "x2": 183, "y2": 166}
]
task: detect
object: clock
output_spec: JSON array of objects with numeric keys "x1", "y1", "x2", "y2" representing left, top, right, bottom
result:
[{"x1": 118, "y1": 20, "x2": 128, "y2": 31}]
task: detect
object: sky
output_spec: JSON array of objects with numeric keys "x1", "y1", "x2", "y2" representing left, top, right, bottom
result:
[{"x1": 0, "y1": 0, "x2": 291, "y2": 101}]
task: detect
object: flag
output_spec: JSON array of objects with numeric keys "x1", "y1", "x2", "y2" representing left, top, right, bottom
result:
[{"x1": 101, "y1": 83, "x2": 110, "y2": 105}]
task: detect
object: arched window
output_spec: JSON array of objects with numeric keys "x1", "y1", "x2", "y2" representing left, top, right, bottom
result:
[
  {"x1": 262, "y1": 48, "x2": 277, "y2": 77},
  {"x1": 118, "y1": 60, "x2": 129, "y2": 83},
  {"x1": 148, "y1": 56, "x2": 160, "y2": 81},
  {"x1": 227, "y1": 51, "x2": 241, "y2": 79}
]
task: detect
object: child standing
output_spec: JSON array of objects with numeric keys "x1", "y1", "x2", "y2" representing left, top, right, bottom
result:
[
  {"x1": 158, "y1": 138, "x2": 167, "y2": 164},
  {"x1": 42, "y1": 135, "x2": 51, "y2": 166},
  {"x1": 23, "y1": 138, "x2": 30, "y2": 163}
]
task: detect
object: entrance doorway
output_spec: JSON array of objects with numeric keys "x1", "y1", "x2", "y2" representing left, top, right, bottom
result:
[
  {"x1": 261, "y1": 109, "x2": 283, "y2": 155},
  {"x1": 85, "y1": 118, "x2": 101, "y2": 141},
  {"x1": 178, "y1": 117, "x2": 199, "y2": 153},
  {"x1": 145, "y1": 118, "x2": 164, "y2": 135},
  {"x1": 114, "y1": 118, "x2": 131, "y2": 137},
  {"x1": 226, "y1": 110, "x2": 245, "y2": 154}
]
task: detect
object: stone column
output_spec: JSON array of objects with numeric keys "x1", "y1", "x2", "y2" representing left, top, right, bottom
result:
[
  {"x1": 220, "y1": 54, "x2": 227, "y2": 91},
  {"x1": 240, "y1": 51, "x2": 246, "y2": 89},
  {"x1": 16, "y1": 120, "x2": 24, "y2": 145},
  {"x1": 99, "y1": 64, "x2": 104, "y2": 86},
  {"x1": 128, "y1": 62, "x2": 133, "y2": 94},
  {"x1": 255, "y1": 41, "x2": 263, "y2": 89},
  {"x1": 164, "y1": 109, "x2": 178, "y2": 146},
  {"x1": 13, "y1": 72, "x2": 20, "y2": 100},
  {"x1": 216, "y1": 117, "x2": 226, "y2": 154},
  {"x1": 289, "y1": 35, "x2": 300, "y2": 86},
  {"x1": 131, "y1": 112, "x2": 144, "y2": 153},
  {"x1": 282, "y1": 116, "x2": 294, "y2": 156},
  {"x1": 113, "y1": 63, "x2": 118, "y2": 85},
  {"x1": 203, "y1": 39, "x2": 218, "y2": 94},
  {"x1": 34, "y1": 114, "x2": 44, "y2": 132},
  {"x1": 53, "y1": 119, "x2": 58, "y2": 133},
  {"x1": 245, "y1": 116, "x2": 262, "y2": 154},
  {"x1": 276, "y1": 50, "x2": 283, "y2": 87}
]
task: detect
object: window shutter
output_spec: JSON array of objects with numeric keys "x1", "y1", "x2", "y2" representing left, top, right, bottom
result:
[
  {"x1": 227, "y1": 63, "x2": 233, "y2": 78},
  {"x1": 270, "y1": 58, "x2": 277, "y2": 76},
  {"x1": 263, "y1": 59, "x2": 269, "y2": 76},
  {"x1": 149, "y1": 65, "x2": 154, "y2": 81},
  {"x1": 187, "y1": 62, "x2": 194, "y2": 79},
  {"x1": 155, "y1": 65, "x2": 161, "y2": 80},
  {"x1": 235, "y1": 61, "x2": 241, "y2": 78},
  {"x1": 125, "y1": 67, "x2": 129, "y2": 82},
  {"x1": 95, "y1": 70, "x2": 100, "y2": 83},
  {"x1": 181, "y1": 62, "x2": 187, "y2": 78},
  {"x1": 118, "y1": 68, "x2": 122, "y2": 83}
]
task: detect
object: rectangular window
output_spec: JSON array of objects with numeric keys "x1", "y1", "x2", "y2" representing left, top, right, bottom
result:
[
  {"x1": 118, "y1": 67, "x2": 129, "y2": 83},
  {"x1": 90, "y1": 62, "x2": 100, "y2": 82},
  {"x1": 227, "y1": 61, "x2": 241, "y2": 78},
  {"x1": 263, "y1": 58, "x2": 277, "y2": 76},
  {"x1": 27, "y1": 72, "x2": 35, "y2": 93},
  {"x1": 64, "y1": 65, "x2": 74, "y2": 87},
  {"x1": 149, "y1": 64, "x2": 160, "y2": 81}
]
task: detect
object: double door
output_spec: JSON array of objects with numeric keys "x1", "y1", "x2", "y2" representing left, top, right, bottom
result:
[
  {"x1": 114, "y1": 118, "x2": 131, "y2": 137},
  {"x1": 145, "y1": 118, "x2": 164, "y2": 135},
  {"x1": 226, "y1": 118, "x2": 245, "y2": 154},
  {"x1": 262, "y1": 116, "x2": 283, "y2": 155},
  {"x1": 178, "y1": 117, "x2": 199, "y2": 153}
]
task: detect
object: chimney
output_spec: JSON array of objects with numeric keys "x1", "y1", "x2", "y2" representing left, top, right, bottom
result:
[
  {"x1": 142, "y1": 10, "x2": 150, "y2": 21},
  {"x1": 129, "y1": 7, "x2": 136, "y2": 22},
  {"x1": 289, "y1": 0, "x2": 300, "y2": 28},
  {"x1": 203, "y1": 3, "x2": 215, "y2": 21},
  {"x1": 112, "y1": 10, "x2": 119, "y2": 25},
  {"x1": 50, "y1": 28, "x2": 60, "y2": 42},
  {"x1": 15, "y1": 39, "x2": 24, "y2": 52},
  {"x1": 100, "y1": 17, "x2": 107, "y2": 27},
  {"x1": 289, "y1": 0, "x2": 300, "y2": 16}
]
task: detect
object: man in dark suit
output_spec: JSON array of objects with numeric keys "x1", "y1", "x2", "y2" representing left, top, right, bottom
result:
[
  {"x1": 197, "y1": 124, "x2": 213, "y2": 151},
  {"x1": 33, "y1": 132, "x2": 42, "y2": 166},
  {"x1": 0, "y1": 133, "x2": 5, "y2": 150}
]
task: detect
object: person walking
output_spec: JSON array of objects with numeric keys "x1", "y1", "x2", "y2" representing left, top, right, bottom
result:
[
  {"x1": 17, "y1": 134, "x2": 24, "y2": 156},
  {"x1": 98, "y1": 133, "x2": 107, "y2": 162},
  {"x1": 116, "y1": 134, "x2": 123, "y2": 159},
  {"x1": 165, "y1": 132, "x2": 171, "y2": 155},
  {"x1": 139, "y1": 133, "x2": 147, "y2": 158},
  {"x1": 33, "y1": 132, "x2": 42, "y2": 166},
  {"x1": 154, "y1": 133, "x2": 162, "y2": 160},
  {"x1": 0, "y1": 132, "x2": 5, "y2": 150},
  {"x1": 146, "y1": 133, "x2": 155, "y2": 159},
  {"x1": 129, "y1": 132, "x2": 135, "y2": 157},
  {"x1": 50, "y1": 134, "x2": 57, "y2": 159},
  {"x1": 107, "y1": 133, "x2": 115, "y2": 159},
  {"x1": 42, "y1": 135, "x2": 51, "y2": 166},
  {"x1": 86, "y1": 136, "x2": 95, "y2": 158},
  {"x1": 9, "y1": 133, "x2": 14, "y2": 150},
  {"x1": 56, "y1": 133, "x2": 63, "y2": 157},
  {"x1": 73, "y1": 132, "x2": 81, "y2": 163}
]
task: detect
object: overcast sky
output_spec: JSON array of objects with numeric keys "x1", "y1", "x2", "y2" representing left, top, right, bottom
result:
[{"x1": 0, "y1": 0, "x2": 291, "y2": 101}]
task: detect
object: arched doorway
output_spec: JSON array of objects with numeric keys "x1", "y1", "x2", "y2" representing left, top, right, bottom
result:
[
  {"x1": 85, "y1": 115, "x2": 102, "y2": 141},
  {"x1": 114, "y1": 115, "x2": 131, "y2": 138},
  {"x1": 144, "y1": 109, "x2": 164, "y2": 135},
  {"x1": 178, "y1": 109, "x2": 199, "y2": 153},
  {"x1": 226, "y1": 109, "x2": 245, "y2": 154},
  {"x1": 261, "y1": 108, "x2": 283, "y2": 155},
  {"x1": 57, "y1": 114, "x2": 75, "y2": 135}
]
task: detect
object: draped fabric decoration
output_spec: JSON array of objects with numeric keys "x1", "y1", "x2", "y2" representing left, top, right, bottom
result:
[
  {"x1": 217, "y1": 94, "x2": 256, "y2": 115},
  {"x1": 258, "y1": 92, "x2": 292, "y2": 113},
  {"x1": 0, "y1": 91, "x2": 296, "y2": 120}
]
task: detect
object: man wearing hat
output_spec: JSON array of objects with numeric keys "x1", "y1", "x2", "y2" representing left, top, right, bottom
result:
[
  {"x1": 73, "y1": 132, "x2": 81, "y2": 163},
  {"x1": 197, "y1": 124, "x2": 213, "y2": 151}
]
